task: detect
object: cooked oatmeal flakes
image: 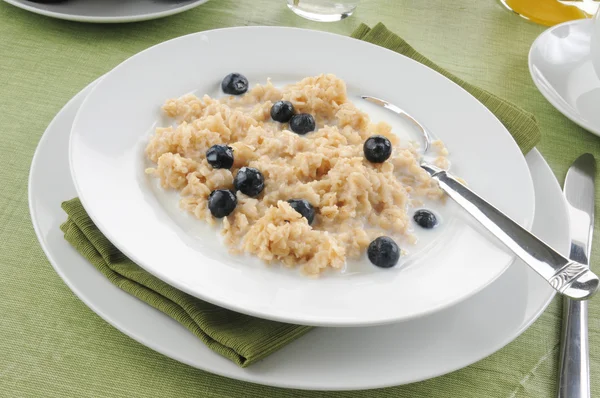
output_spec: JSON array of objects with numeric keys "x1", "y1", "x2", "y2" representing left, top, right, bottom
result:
[{"x1": 146, "y1": 74, "x2": 448, "y2": 275}]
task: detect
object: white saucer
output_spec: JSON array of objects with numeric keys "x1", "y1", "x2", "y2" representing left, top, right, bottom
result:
[
  {"x1": 3, "y1": 0, "x2": 209, "y2": 23},
  {"x1": 529, "y1": 19, "x2": 600, "y2": 137},
  {"x1": 29, "y1": 80, "x2": 569, "y2": 390}
]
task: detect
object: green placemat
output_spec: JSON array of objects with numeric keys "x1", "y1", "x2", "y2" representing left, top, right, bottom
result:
[
  {"x1": 4, "y1": 0, "x2": 600, "y2": 395},
  {"x1": 352, "y1": 23, "x2": 541, "y2": 154},
  {"x1": 60, "y1": 23, "x2": 541, "y2": 368}
]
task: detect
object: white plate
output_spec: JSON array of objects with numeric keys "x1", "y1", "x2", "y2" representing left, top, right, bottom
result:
[
  {"x1": 70, "y1": 27, "x2": 535, "y2": 327},
  {"x1": 529, "y1": 19, "x2": 600, "y2": 137},
  {"x1": 3, "y1": 0, "x2": 208, "y2": 23},
  {"x1": 30, "y1": 80, "x2": 568, "y2": 391}
]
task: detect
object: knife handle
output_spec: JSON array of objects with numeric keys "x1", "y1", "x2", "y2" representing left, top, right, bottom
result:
[
  {"x1": 558, "y1": 297, "x2": 590, "y2": 398},
  {"x1": 421, "y1": 163, "x2": 599, "y2": 300}
]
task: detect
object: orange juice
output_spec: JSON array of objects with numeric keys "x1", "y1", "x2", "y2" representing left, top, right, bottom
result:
[{"x1": 502, "y1": 0, "x2": 592, "y2": 26}]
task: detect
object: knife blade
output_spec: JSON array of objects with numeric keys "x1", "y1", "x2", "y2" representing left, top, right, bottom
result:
[
  {"x1": 564, "y1": 153, "x2": 596, "y2": 265},
  {"x1": 558, "y1": 153, "x2": 595, "y2": 398}
]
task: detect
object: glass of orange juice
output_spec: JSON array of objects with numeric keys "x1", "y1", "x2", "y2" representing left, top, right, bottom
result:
[{"x1": 499, "y1": 0, "x2": 598, "y2": 26}]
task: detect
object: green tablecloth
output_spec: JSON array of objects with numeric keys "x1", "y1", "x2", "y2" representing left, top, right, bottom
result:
[{"x1": 1, "y1": 1, "x2": 599, "y2": 397}]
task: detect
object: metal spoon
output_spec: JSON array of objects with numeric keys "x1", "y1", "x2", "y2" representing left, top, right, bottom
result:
[{"x1": 362, "y1": 95, "x2": 599, "y2": 300}]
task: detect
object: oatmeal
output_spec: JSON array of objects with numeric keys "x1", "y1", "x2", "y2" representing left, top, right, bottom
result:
[{"x1": 146, "y1": 74, "x2": 449, "y2": 276}]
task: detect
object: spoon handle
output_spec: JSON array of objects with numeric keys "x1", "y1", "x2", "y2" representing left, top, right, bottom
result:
[{"x1": 420, "y1": 162, "x2": 599, "y2": 300}]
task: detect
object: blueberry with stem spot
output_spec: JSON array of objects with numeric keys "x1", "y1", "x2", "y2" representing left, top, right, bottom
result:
[
  {"x1": 221, "y1": 73, "x2": 248, "y2": 95},
  {"x1": 368, "y1": 236, "x2": 400, "y2": 268}
]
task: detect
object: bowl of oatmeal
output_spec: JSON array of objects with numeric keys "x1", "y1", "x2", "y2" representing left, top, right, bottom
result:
[
  {"x1": 69, "y1": 27, "x2": 535, "y2": 326},
  {"x1": 146, "y1": 73, "x2": 451, "y2": 276}
]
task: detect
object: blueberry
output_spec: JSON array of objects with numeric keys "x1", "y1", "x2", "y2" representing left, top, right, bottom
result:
[
  {"x1": 270, "y1": 101, "x2": 295, "y2": 123},
  {"x1": 367, "y1": 237, "x2": 400, "y2": 268},
  {"x1": 234, "y1": 167, "x2": 265, "y2": 197},
  {"x1": 289, "y1": 113, "x2": 316, "y2": 135},
  {"x1": 363, "y1": 135, "x2": 392, "y2": 163},
  {"x1": 413, "y1": 209, "x2": 438, "y2": 229},
  {"x1": 208, "y1": 190, "x2": 237, "y2": 218},
  {"x1": 206, "y1": 144, "x2": 234, "y2": 169},
  {"x1": 221, "y1": 73, "x2": 248, "y2": 95},
  {"x1": 287, "y1": 199, "x2": 315, "y2": 225}
]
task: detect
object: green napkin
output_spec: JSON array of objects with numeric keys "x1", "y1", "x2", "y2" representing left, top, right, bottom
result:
[
  {"x1": 352, "y1": 23, "x2": 541, "y2": 154},
  {"x1": 60, "y1": 198, "x2": 312, "y2": 368},
  {"x1": 60, "y1": 23, "x2": 541, "y2": 368}
]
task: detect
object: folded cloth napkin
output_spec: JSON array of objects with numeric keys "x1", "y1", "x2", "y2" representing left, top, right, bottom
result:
[
  {"x1": 61, "y1": 23, "x2": 541, "y2": 368},
  {"x1": 61, "y1": 198, "x2": 312, "y2": 367},
  {"x1": 352, "y1": 23, "x2": 541, "y2": 154}
]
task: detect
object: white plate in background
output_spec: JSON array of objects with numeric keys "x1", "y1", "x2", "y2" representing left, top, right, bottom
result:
[{"x1": 3, "y1": 0, "x2": 209, "y2": 23}]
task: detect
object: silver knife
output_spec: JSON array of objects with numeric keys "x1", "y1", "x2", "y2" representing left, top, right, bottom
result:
[{"x1": 558, "y1": 153, "x2": 595, "y2": 398}]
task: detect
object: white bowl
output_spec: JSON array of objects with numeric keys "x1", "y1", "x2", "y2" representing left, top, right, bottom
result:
[{"x1": 70, "y1": 27, "x2": 535, "y2": 326}]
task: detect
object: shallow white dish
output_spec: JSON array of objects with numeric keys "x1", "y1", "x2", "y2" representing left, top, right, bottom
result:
[
  {"x1": 30, "y1": 80, "x2": 567, "y2": 390},
  {"x1": 529, "y1": 19, "x2": 600, "y2": 137},
  {"x1": 3, "y1": 0, "x2": 208, "y2": 23},
  {"x1": 70, "y1": 27, "x2": 535, "y2": 327}
]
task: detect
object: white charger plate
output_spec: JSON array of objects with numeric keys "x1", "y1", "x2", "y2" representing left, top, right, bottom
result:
[
  {"x1": 3, "y1": 0, "x2": 208, "y2": 23},
  {"x1": 70, "y1": 27, "x2": 536, "y2": 327},
  {"x1": 30, "y1": 80, "x2": 567, "y2": 390},
  {"x1": 529, "y1": 19, "x2": 600, "y2": 137}
]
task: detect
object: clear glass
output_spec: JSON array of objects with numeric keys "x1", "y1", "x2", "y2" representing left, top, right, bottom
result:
[
  {"x1": 286, "y1": 0, "x2": 359, "y2": 22},
  {"x1": 498, "y1": 0, "x2": 599, "y2": 26}
]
